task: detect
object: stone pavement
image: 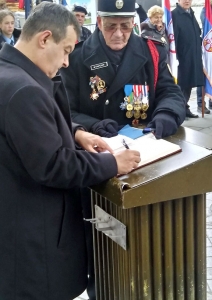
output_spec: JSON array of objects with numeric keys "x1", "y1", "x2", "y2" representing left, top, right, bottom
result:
[{"x1": 75, "y1": 88, "x2": 212, "y2": 300}]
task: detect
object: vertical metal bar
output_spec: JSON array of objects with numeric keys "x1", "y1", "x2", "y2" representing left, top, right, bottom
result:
[
  {"x1": 106, "y1": 200, "x2": 114, "y2": 300},
  {"x1": 128, "y1": 208, "x2": 138, "y2": 300},
  {"x1": 123, "y1": 208, "x2": 131, "y2": 300},
  {"x1": 152, "y1": 203, "x2": 163, "y2": 300},
  {"x1": 185, "y1": 196, "x2": 195, "y2": 300},
  {"x1": 163, "y1": 200, "x2": 174, "y2": 300},
  {"x1": 175, "y1": 198, "x2": 185, "y2": 299},
  {"x1": 100, "y1": 197, "x2": 109, "y2": 300},
  {"x1": 117, "y1": 206, "x2": 124, "y2": 300},
  {"x1": 111, "y1": 204, "x2": 120, "y2": 300},
  {"x1": 196, "y1": 194, "x2": 206, "y2": 300},
  {"x1": 91, "y1": 192, "x2": 100, "y2": 300},
  {"x1": 137, "y1": 207, "x2": 142, "y2": 300},
  {"x1": 140, "y1": 205, "x2": 152, "y2": 299},
  {"x1": 96, "y1": 194, "x2": 104, "y2": 300}
]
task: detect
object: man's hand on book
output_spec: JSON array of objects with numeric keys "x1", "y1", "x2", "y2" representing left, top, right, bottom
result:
[
  {"x1": 114, "y1": 150, "x2": 141, "y2": 174},
  {"x1": 147, "y1": 112, "x2": 178, "y2": 139}
]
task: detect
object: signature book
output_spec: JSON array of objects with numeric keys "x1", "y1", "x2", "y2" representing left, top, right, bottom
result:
[{"x1": 102, "y1": 133, "x2": 182, "y2": 174}]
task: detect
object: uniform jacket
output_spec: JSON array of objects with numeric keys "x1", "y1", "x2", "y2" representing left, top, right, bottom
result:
[
  {"x1": 0, "y1": 28, "x2": 21, "y2": 49},
  {"x1": 0, "y1": 44, "x2": 117, "y2": 300},
  {"x1": 172, "y1": 4, "x2": 204, "y2": 88},
  {"x1": 61, "y1": 28, "x2": 186, "y2": 131}
]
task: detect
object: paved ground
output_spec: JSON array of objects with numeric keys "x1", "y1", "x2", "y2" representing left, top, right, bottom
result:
[{"x1": 75, "y1": 88, "x2": 212, "y2": 300}]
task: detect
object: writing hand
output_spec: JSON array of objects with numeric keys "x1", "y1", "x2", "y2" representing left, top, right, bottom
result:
[{"x1": 114, "y1": 150, "x2": 141, "y2": 174}]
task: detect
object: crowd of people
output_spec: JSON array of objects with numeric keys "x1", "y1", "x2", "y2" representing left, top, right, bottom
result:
[{"x1": 0, "y1": 0, "x2": 208, "y2": 300}]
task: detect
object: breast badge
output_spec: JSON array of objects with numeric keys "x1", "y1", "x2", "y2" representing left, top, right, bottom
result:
[{"x1": 89, "y1": 76, "x2": 107, "y2": 100}]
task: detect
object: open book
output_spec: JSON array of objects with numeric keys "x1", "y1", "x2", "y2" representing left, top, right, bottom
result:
[{"x1": 102, "y1": 133, "x2": 182, "y2": 172}]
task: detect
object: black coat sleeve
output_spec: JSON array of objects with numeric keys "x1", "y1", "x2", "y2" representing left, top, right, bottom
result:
[
  {"x1": 149, "y1": 44, "x2": 186, "y2": 125},
  {"x1": 5, "y1": 85, "x2": 117, "y2": 189}
]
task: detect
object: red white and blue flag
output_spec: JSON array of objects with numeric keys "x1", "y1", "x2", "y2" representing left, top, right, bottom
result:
[
  {"x1": 202, "y1": 0, "x2": 212, "y2": 98},
  {"x1": 162, "y1": 0, "x2": 178, "y2": 83}
]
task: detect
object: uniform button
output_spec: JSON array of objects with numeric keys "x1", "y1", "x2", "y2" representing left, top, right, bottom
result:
[{"x1": 105, "y1": 99, "x2": 109, "y2": 105}]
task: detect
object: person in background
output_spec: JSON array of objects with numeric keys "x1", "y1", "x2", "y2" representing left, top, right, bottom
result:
[
  {"x1": 196, "y1": 0, "x2": 212, "y2": 114},
  {"x1": 0, "y1": 9, "x2": 21, "y2": 49},
  {"x1": 136, "y1": 1, "x2": 147, "y2": 23},
  {"x1": 72, "y1": 5, "x2": 92, "y2": 42},
  {"x1": 0, "y1": 0, "x2": 7, "y2": 10},
  {"x1": 140, "y1": 5, "x2": 169, "y2": 54},
  {"x1": 0, "y1": 2, "x2": 141, "y2": 300},
  {"x1": 172, "y1": 0, "x2": 204, "y2": 118}
]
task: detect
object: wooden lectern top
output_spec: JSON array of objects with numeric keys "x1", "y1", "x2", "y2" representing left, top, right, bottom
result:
[{"x1": 91, "y1": 127, "x2": 212, "y2": 209}]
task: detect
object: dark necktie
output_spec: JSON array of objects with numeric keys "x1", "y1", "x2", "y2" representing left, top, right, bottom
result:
[{"x1": 10, "y1": 40, "x2": 14, "y2": 46}]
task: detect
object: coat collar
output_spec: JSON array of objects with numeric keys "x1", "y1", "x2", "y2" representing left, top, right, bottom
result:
[
  {"x1": 0, "y1": 44, "x2": 72, "y2": 131},
  {"x1": 82, "y1": 28, "x2": 148, "y2": 99},
  {"x1": 0, "y1": 43, "x2": 55, "y2": 96}
]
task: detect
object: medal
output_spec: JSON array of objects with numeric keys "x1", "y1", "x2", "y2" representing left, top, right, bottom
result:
[
  {"x1": 126, "y1": 111, "x2": 133, "y2": 118},
  {"x1": 89, "y1": 76, "x2": 107, "y2": 100},
  {"x1": 141, "y1": 103, "x2": 149, "y2": 111},
  {"x1": 121, "y1": 83, "x2": 149, "y2": 122},
  {"x1": 97, "y1": 80, "x2": 105, "y2": 91},
  {"x1": 134, "y1": 111, "x2": 141, "y2": 119},
  {"x1": 134, "y1": 105, "x2": 140, "y2": 111},
  {"x1": 127, "y1": 104, "x2": 133, "y2": 111},
  {"x1": 90, "y1": 91, "x2": 99, "y2": 100},
  {"x1": 141, "y1": 112, "x2": 147, "y2": 120}
]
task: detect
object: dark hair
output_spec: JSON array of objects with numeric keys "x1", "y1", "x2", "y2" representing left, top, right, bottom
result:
[{"x1": 21, "y1": 2, "x2": 80, "y2": 43}]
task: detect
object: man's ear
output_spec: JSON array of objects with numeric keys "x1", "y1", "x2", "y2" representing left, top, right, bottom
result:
[
  {"x1": 38, "y1": 30, "x2": 53, "y2": 48},
  {"x1": 97, "y1": 16, "x2": 102, "y2": 31}
]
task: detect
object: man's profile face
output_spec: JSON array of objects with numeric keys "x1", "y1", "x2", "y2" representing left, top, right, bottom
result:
[
  {"x1": 97, "y1": 16, "x2": 134, "y2": 51},
  {"x1": 178, "y1": 0, "x2": 192, "y2": 10},
  {"x1": 43, "y1": 25, "x2": 77, "y2": 78},
  {"x1": 74, "y1": 11, "x2": 86, "y2": 26}
]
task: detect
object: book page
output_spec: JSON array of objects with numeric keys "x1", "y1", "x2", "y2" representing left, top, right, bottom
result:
[
  {"x1": 102, "y1": 135, "x2": 134, "y2": 151},
  {"x1": 121, "y1": 133, "x2": 181, "y2": 168},
  {"x1": 103, "y1": 133, "x2": 181, "y2": 170}
]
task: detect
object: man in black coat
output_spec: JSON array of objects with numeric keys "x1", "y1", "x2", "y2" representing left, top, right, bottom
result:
[
  {"x1": 0, "y1": 3, "x2": 141, "y2": 300},
  {"x1": 72, "y1": 5, "x2": 92, "y2": 42},
  {"x1": 61, "y1": 0, "x2": 186, "y2": 140},
  {"x1": 172, "y1": 0, "x2": 205, "y2": 118}
]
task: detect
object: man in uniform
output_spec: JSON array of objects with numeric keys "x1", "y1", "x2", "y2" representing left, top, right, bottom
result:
[
  {"x1": 61, "y1": 0, "x2": 186, "y2": 140},
  {"x1": 0, "y1": 3, "x2": 141, "y2": 300},
  {"x1": 72, "y1": 5, "x2": 92, "y2": 42}
]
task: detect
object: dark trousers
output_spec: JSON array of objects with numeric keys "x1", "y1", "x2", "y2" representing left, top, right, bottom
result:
[
  {"x1": 81, "y1": 187, "x2": 96, "y2": 300},
  {"x1": 180, "y1": 87, "x2": 192, "y2": 109}
]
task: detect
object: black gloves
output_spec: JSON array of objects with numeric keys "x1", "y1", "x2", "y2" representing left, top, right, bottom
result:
[
  {"x1": 147, "y1": 112, "x2": 178, "y2": 139},
  {"x1": 91, "y1": 119, "x2": 119, "y2": 138}
]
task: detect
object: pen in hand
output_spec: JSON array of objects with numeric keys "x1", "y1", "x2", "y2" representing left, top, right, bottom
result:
[
  {"x1": 122, "y1": 139, "x2": 130, "y2": 149},
  {"x1": 143, "y1": 127, "x2": 156, "y2": 134}
]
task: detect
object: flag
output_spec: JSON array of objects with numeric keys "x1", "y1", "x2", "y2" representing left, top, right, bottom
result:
[
  {"x1": 202, "y1": 0, "x2": 212, "y2": 98},
  {"x1": 162, "y1": 0, "x2": 178, "y2": 83},
  {"x1": 24, "y1": 0, "x2": 31, "y2": 19},
  {"x1": 61, "y1": 0, "x2": 67, "y2": 6},
  {"x1": 133, "y1": 10, "x2": 141, "y2": 36},
  {"x1": 19, "y1": 0, "x2": 24, "y2": 9}
]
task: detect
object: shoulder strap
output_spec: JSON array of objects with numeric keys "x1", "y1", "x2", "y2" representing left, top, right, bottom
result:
[{"x1": 146, "y1": 39, "x2": 159, "y2": 90}]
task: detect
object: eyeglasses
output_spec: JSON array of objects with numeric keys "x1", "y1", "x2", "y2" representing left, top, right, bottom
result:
[{"x1": 103, "y1": 23, "x2": 133, "y2": 33}]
